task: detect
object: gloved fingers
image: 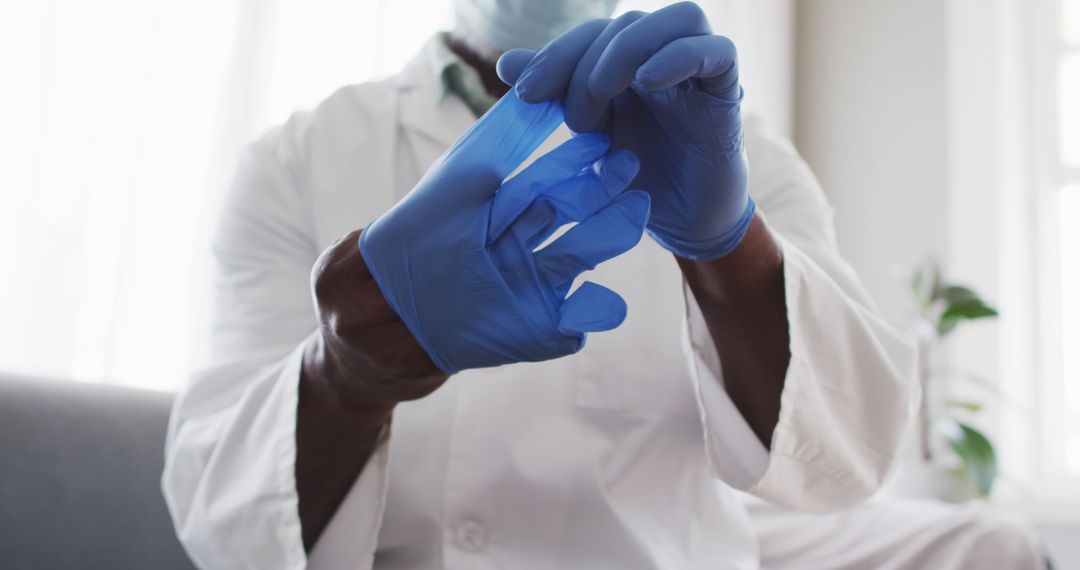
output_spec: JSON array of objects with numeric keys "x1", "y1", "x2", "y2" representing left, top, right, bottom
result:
[
  {"x1": 508, "y1": 199, "x2": 562, "y2": 251},
  {"x1": 557, "y1": 281, "x2": 628, "y2": 335},
  {"x1": 534, "y1": 190, "x2": 650, "y2": 296},
  {"x1": 513, "y1": 18, "x2": 610, "y2": 102},
  {"x1": 443, "y1": 90, "x2": 564, "y2": 203},
  {"x1": 489, "y1": 133, "x2": 610, "y2": 241},
  {"x1": 634, "y1": 34, "x2": 740, "y2": 99},
  {"x1": 508, "y1": 149, "x2": 640, "y2": 249},
  {"x1": 587, "y1": 1, "x2": 712, "y2": 101},
  {"x1": 564, "y1": 11, "x2": 646, "y2": 133},
  {"x1": 538, "y1": 149, "x2": 640, "y2": 222},
  {"x1": 496, "y1": 48, "x2": 536, "y2": 85}
]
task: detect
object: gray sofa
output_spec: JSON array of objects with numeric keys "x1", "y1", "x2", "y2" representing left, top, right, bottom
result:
[{"x1": 0, "y1": 373, "x2": 195, "y2": 569}]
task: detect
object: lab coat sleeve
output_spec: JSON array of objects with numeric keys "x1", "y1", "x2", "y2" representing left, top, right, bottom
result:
[
  {"x1": 162, "y1": 119, "x2": 391, "y2": 569},
  {"x1": 684, "y1": 118, "x2": 919, "y2": 512}
]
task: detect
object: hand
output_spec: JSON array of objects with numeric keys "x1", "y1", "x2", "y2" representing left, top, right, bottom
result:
[
  {"x1": 306, "y1": 229, "x2": 449, "y2": 409},
  {"x1": 301, "y1": 230, "x2": 443, "y2": 549},
  {"x1": 496, "y1": 1, "x2": 754, "y2": 260},
  {"x1": 360, "y1": 91, "x2": 650, "y2": 374}
]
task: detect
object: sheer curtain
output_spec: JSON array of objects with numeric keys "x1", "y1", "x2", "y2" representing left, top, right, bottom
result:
[
  {"x1": 0, "y1": 0, "x2": 450, "y2": 390},
  {"x1": 0, "y1": 0, "x2": 790, "y2": 391}
]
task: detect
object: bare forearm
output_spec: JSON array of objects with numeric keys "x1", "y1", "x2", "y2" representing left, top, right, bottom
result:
[
  {"x1": 296, "y1": 352, "x2": 393, "y2": 551},
  {"x1": 296, "y1": 229, "x2": 448, "y2": 551},
  {"x1": 677, "y1": 216, "x2": 790, "y2": 447}
]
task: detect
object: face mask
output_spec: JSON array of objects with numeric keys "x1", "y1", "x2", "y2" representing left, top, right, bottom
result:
[{"x1": 453, "y1": 0, "x2": 619, "y2": 58}]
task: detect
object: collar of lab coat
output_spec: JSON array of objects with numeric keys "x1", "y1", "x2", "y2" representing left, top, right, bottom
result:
[
  {"x1": 310, "y1": 35, "x2": 486, "y2": 252},
  {"x1": 394, "y1": 34, "x2": 479, "y2": 151}
]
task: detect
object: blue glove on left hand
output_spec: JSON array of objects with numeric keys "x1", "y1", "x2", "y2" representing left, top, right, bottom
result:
[
  {"x1": 360, "y1": 92, "x2": 650, "y2": 374},
  {"x1": 496, "y1": 1, "x2": 754, "y2": 261}
]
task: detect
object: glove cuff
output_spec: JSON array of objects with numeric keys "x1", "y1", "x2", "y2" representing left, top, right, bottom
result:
[
  {"x1": 647, "y1": 196, "x2": 756, "y2": 261},
  {"x1": 358, "y1": 230, "x2": 459, "y2": 374}
]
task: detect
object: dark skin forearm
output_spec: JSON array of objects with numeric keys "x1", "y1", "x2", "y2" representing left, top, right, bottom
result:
[
  {"x1": 296, "y1": 365, "x2": 392, "y2": 551},
  {"x1": 297, "y1": 230, "x2": 448, "y2": 551},
  {"x1": 677, "y1": 216, "x2": 790, "y2": 447}
]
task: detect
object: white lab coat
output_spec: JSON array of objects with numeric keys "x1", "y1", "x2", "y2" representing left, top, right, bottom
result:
[
  {"x1": 743, "y1": 493, "x2": 1045, "y2": 569},
  {"x1": 163, "y1": 37, "x2": 918, "y2": 569}
]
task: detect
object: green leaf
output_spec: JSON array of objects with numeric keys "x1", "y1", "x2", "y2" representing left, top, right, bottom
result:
[
  {"x1": 937, "y1": 316, "x2": 960, "y2": 336},
  {"x1": 943, "y1": 420, "x2": 998, "y2": 497},
  {"x1": 941, "y1": 285, "x2": 981, "y2": 305},
  {"x1": 942, "y1": 299, "x2": 999, "y2": 320},
  {"x1": 937, "y1": 300, "x2": 998, "y2": 336}
]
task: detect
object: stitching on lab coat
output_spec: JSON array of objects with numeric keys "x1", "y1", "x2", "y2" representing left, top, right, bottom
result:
[
  {"x1": 780, "y1": 239, "x2": 907, "y2": 465},
  {"x1": 748, "y1": 245, "x2": 806, "y2": 494},
  {"x1": 276, "y1": 345, "x2": 309, "y2": 570},
  {"x1": 682, "y1": 276, "x2": 771, "y2": 490}
]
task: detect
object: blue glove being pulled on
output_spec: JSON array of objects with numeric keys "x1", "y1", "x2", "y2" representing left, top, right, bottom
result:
[
  {"x1": 360, "y1": 91, "x2": 650, "y2": 374},
  {"x1": 497, "y1": 1, "x2": 754, "y2": 261}
]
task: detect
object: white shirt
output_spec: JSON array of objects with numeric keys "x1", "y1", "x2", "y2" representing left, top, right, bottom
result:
[{"x1": 163, "y1": 36, "x2": 918, "y2": 569}]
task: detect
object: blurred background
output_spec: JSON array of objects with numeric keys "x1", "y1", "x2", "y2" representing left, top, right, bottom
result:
[{"x1": 0, "y1": 0, "x2": 1077, "y2": 565}]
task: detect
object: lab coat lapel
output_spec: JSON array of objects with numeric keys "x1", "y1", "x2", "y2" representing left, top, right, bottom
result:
[
  {"x1": 394, "y1": 45, "x2": 479, "y2": 168},
  {"x1": 312, "y1": 41, "x2": 473, "y2": 251},
  {"x1": 308, "y1": 83, "x2": 399, "y2": 252}
]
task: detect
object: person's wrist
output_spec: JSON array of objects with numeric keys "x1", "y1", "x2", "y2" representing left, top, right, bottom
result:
[
  {"x1": 650, "y1": 195, "x2": 756, "y2": 261},
  {"x1": 301, "y1": 332, "x2": 395, "y2": 417},
  {"x1": 307, "y1": 229, "x2": 449, "y2": 412},
  {"x1": 304, "y1": 314, "x2": 447, "y2": 413},
  {"x1": 675, "y1": 214, "x2": 782, "y2": 304}
]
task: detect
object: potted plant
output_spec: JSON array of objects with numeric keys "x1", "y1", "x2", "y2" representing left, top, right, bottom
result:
[{"x1": 906, "y1": 259, "x2": 1000, "y2": 501}]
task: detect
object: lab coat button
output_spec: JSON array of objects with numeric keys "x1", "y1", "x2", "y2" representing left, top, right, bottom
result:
[{"x1": 454, "y1": 518, "x2": 488, "y2": 552}]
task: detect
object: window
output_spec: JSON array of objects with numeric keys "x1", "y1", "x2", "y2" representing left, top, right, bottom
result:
[
  {"x1": 0, "y1": 0, "x2": 450, "y2": 391},
  {"x1": 1034, "y1": 0, "x2": 1080, "y2": 492}
]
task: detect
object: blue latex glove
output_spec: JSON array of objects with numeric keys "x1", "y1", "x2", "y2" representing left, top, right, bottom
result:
[
  {"x1": 360, "y1": 91, "x2": 651, "y2": 374},
  {"x1": 496, "y1": 1, "x2": 754, "y2": 260}
]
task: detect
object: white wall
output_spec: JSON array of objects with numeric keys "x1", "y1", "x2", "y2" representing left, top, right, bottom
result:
[
  {"x1": 623, "y1": 0, "x2": 796, "y2": 137},
  {"x1": 796, "y1": 0, "x2": 1080, "y2": 562},
  {"x1": 794, "y1": 0, "x2": 1041, "y2": 486},
  {"x1": 795, "y1": 0, "x2": 949, "y2": 325},
  {"x1": 711, "y1": 0, "x2": 796, "y2": 138}
]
